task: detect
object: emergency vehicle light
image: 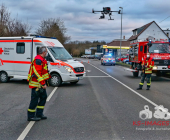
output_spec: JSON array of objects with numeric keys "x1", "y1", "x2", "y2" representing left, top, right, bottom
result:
[
  {"x1": 51, "y1": 37, "x2": 57, "y2": 39},
  {"x1": 35, "y1": 35, "x2": 57, "y2": 39}
]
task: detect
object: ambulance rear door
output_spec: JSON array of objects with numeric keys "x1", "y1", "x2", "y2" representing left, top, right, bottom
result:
[{"x1": 14, "y1": 41, "x2": 32, "y2": 76}]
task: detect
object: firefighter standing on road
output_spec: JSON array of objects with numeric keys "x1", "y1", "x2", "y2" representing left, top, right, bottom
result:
[
  {"x1": 27, "y1": 46, "x2": 50, "y2": 121},
  {"x1": 137, "y1": 52, "x2": 154, "y2": 90}
]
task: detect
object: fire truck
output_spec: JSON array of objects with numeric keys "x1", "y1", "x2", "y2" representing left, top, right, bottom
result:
[{"x1": 128, "y1": 39, "x2": 170, "y2": 77}]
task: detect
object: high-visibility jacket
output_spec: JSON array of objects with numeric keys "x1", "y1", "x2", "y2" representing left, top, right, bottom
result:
[
  {"x1": 142, "y1": 56, "x2": 154, "y2": 74},
  {"x1": 27, "y1": 55, "x2": 50, "y2": 88}
]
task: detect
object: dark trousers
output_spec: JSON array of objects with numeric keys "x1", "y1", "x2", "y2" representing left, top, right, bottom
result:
[
  {"x1": 28, "y1": 88, "x2": 47, "y2": 118},
  {"x1": 139, "y1": 73, "x2": 151, "y2": 89}
]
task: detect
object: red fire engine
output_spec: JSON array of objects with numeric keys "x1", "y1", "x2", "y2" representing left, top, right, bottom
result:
[{"x1": 129, "y1": 39, "x2": 170, "y2": 77}]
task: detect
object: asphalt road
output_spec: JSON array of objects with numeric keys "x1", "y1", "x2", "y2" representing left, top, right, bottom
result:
[{"x1": 1, "y1": 58, "x2": 170, "y2": 140}]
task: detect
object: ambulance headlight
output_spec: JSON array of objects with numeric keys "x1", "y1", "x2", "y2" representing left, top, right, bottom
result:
[
  {"x1": 153, "y1": 66, "x2": 158, "y2": 70},
  {"x1": 65, "y1": 66, "x2": 73, "y2": 72}
]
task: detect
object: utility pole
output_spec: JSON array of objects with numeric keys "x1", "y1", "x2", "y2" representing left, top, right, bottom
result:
[{"x1": 119, "y1": 7, "x2": 123, "y2": 61}]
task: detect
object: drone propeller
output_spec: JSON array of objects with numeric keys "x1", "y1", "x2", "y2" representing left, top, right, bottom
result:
[{"x1": 86, "y1": 11, "x2": 99, "y2": 14}]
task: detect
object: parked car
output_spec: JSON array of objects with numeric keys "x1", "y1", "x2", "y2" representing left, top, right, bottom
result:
[
  {"x1": 118, "y1": 54, "x2": 129, "y2": 62},
  {"x1": 89, "y1": 55, "x2": 95, "y2": 59},
  {"x1": 81, "y1": 55, "x2": 86, "y2": 58},
  {"x1": 123, "y1": 59, "x2": 129, "y2": 63}
]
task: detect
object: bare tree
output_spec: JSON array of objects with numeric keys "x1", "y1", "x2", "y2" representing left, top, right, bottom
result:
[
  {"x1": 36, "y1": 18, "x2": 70, "y2": 45},
  {"x1": 0, "y1": 4, "x2": 31, "y2": 37},
  {"x1": 8, "y1": 19, "x2": 31, "y2": 36},
  {"x1": 0, "y1": 4, "x2": 10, "y2": 36}
]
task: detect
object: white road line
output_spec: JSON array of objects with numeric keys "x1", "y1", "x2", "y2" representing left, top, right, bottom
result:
[
  {"x1": 46, "y1": 87, "x2": 58, "y2": 102},
  {"x1": 17, "y1": 121, "x2": 35, "y2": 140},
  {"x1": 89, "y1": 63, "x2": 158, "y2": 107},
  {"x1": 85, "y1": 76, "x2": 110, "y2": 77},
  {"x1": 17, "y1": 87, "x2": 58, "y2": 140}
]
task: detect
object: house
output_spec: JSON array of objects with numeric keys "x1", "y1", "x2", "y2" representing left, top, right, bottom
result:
[{"x1": 128, "y1": 21, "x2": 169, "y2": 44}]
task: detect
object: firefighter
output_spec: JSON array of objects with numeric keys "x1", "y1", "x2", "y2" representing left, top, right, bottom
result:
[
  {"x1": 137, "y1": 52, "x2": 154, "y2": 90},
  {"x1": 27, "y1": 46, "x2": 50, "y2": 121}
]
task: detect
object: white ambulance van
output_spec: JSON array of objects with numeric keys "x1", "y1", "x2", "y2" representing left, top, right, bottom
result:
[{"x1": 0, "y1": 35, "x2": 86, "y2": 86}]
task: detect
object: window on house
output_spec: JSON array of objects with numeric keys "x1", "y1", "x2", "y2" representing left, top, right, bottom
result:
[{"x1": 167, "y1": 33, "x2": 169, "y2": 37}]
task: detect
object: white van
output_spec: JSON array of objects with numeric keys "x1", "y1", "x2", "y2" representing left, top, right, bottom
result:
[{"x1": 0, "y1": 35, "x2": 86, "y2": 86}]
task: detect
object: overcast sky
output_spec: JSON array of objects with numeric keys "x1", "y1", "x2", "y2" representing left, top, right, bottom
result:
[{"x1": 1, "y1": 0, "x2": 170, "y2": 43}]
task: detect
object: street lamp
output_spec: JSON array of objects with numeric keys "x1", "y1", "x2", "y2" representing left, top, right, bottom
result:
[{"x1": 119, "y1": 7, "x2": 123, "y2": 61}]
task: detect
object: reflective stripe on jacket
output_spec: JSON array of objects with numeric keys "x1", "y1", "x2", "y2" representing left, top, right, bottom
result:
[{"x1": 27, "y1": 55, "x2": 50, "y2": 88}]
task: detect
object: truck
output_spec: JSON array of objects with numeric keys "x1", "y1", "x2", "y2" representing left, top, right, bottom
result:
[
  {"x1": 0, "y1": 35, "x2": 86, "y2": 86},
  {"x1": 128, "y1": 39, "x2": 170, "y2": 77}
]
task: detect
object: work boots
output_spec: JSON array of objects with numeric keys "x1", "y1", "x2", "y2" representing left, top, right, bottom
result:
[
  {"x1": 27, "y1": 117, "x2": 41, "y2": 121},
  {"x1": 36, "y1": 114, "x2": 47, "y2": 120},
  {"x1": 137, "y1": 87, "x2": 142, "y2": 90}
]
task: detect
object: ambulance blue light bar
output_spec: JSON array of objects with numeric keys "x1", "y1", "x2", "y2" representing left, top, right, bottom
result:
[{"x1": 35, "y1": 35, "x2": 57, "y2": 39}]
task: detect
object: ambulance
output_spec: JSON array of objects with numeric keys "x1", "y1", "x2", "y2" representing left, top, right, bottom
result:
[{"x1": 0, "y1": 35, "x2": 86, "y2": 86}]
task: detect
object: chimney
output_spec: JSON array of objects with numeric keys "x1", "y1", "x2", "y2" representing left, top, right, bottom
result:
[{"x1": 123, "y1": 36, "x2": 125, "y2": 39}]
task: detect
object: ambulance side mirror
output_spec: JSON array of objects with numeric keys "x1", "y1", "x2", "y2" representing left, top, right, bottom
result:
[{"x1": 46, "y1": 55, "x2": 53, "y2": 62}]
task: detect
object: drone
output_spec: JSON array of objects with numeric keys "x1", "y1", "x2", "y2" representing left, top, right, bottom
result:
[{"x1": 92, "y1": 7, "x2": 121, "y2": 20}]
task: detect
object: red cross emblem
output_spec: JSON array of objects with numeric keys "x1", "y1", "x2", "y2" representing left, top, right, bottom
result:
[{"x1": 0, "y1": 48, "x2": 4, "y2": 55}]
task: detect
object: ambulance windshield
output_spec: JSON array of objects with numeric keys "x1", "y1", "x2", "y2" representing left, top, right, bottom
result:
[
  {"x1": 48, "y1": 47, "x2": 72, "y2": 60},
  {"x1": 149, "y1": 43, "x2": 170, "y2": 53}
]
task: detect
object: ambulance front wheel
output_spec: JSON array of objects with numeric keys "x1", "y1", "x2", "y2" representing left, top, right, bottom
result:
[
  {"x1": 49, "y1": 73, "x2": 62, "y2": 87},
  {"x1": 0, "y1": 71, "x2": 9, "y2": 83}
]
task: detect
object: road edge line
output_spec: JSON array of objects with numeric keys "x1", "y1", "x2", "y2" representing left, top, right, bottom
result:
[
  {"x1": 46, "y1": 87, "x2": 58, "y2": 102},
  {"x1": 17, "y1": 121, "x2": 35, "y2": 140}
]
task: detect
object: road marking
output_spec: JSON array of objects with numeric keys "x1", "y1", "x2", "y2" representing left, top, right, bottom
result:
[
  {"x1": 17, "y1": 87, "x2": 58, "y2": 140},
  {"x1": 46, "y1": 87, "x2": 58, "y2": 102},
  {"x1": 86, "y1": 70, "x2": 91, "y2": 72},
  {"x1": 85, "y1": 76, "x2": 110, "y2": 77},
  {"x1": 89, "y1": 63, "x2": 158, "y2": 107},
  {"x1": 17, "y1": 121, "x2": 35, "y2": 140}
]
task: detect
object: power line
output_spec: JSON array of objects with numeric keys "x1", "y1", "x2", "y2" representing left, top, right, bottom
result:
[{"x1": 159, "y1": 15, "x2": 170, "y2": 23}]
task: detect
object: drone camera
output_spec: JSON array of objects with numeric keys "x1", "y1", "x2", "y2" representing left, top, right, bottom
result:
[{"x1": 103, "y1": 7, "x2": 111, "y2": 14}]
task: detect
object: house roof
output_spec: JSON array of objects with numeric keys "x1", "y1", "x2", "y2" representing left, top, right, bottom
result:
[
  {"x1": 107, "y1": 40, "x2": 130, "y2": 46},
  {"x1": 128, "y1": 21, "x2": 154, "y2": 41}
]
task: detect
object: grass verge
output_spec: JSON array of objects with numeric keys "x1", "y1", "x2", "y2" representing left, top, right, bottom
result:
[{"x1": 116, "y1": 62, "x2": 131, "y2": 68}]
